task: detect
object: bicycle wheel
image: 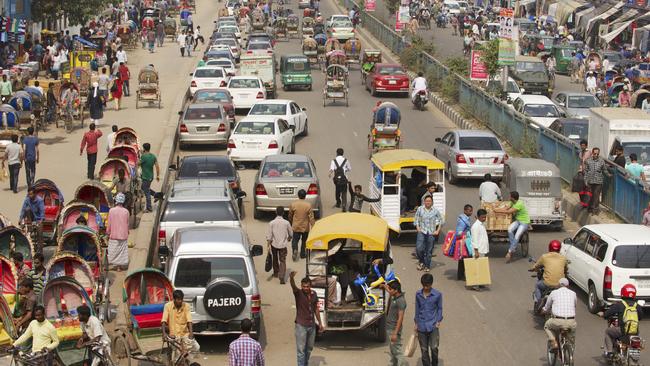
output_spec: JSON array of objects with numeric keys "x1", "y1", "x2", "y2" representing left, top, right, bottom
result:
[
  {"x1": 562, "y1": 342, "x2": 574, "y2": 366},
  {"x1": 546, "y1": 341, "x2": 558, "y2": 366}
]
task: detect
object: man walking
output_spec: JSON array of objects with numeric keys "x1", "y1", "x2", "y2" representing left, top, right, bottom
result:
[
  {"x1": 478, "y1": 173, "x2": 501, "y2": 202},
  {"x1": 329, "y1": 148, "x2": 351, "y2": 211},
  {"x1": 22, "y1": 127, "x2": 38, "y2": 188},
  {"x1": 266, "y1": 207, "x2": 292, "y2": 284},
  {"x1": 385, "y1": 280, "x2": 407, "y2": 366},
  {"x1": 288, "y1": 189, "x2": 315, "y2": 261},
  {"x1": 584, "y1": 147, "x2": 609, "y2": 215},
  {"x1": 290, "y1": 271, "x2": 323, "y2": 366},
  {"x1": 118, "y1": 62, "x2": 130, "y2": 97},
  {"x1": 106, "y1": 193, "x2": 130, "y2": 271},
  {"x1": 455, "y1": 204, "x2": 473, "y2": 280},
  {"x1": 414, "y1": 274, "x2": 442, "y2": 366},
  {"x1": 228, "y1": 318, "x2": 265, "y2": 366},
  {"x1": 139, "y1": 143, "x2": 160, "y2": 212},
  {"x1": 414, "y1": 196, "x2": 442, "y2": 272},
  {"x1": 156, "y1": 21, "x2": 165, "y2": 47},
  {"x1": 80, "y1": 123, "x2": 103, "y2": 180},
  {"x1": 3, "y1": 134, "x2": 22, "y2": 193},
  {"x1": 177, "y1": 30, "x2": 187, "y2": 57}
]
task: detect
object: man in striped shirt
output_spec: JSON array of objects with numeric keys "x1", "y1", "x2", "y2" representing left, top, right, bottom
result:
[
  {"x1": 27, "y1": 253, "x2": 46, "y2": 296},
  {"x1": 228, "y1": 318, "x2": 264, "y2": 366}
]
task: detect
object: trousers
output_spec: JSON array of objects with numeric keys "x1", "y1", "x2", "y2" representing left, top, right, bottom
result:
[
  {"x1": 8, "y1": 163, "x2": 20, "y2": 192},
  {"x1": 418, "y1": 329, "x2": 440, "y2": 366},
  {"x1": 507, "y1": 220, "x2": 528, "y2": 253},
  {"x1": 295, "y1": 324, "x2": 316, "y2": 366},
  {"x1": 334, "y1": 182, "x2": 347, "y2": 211},
  {"x1": 544, "y1": 318, "x2": 576, "y2": 344},
  {"x1": 416, "y1": 232, "x2": 436, "y2": 269},
  {"x1": 292, "y1": 232, "x2": 308, "y2": 258},
  {"x1": 588, "y1": 183, "x2": 602, "y2": 212},
  {"x1": 87, "y1": 153, "x2": 97, "y2": 180},
  {"x1": 271, "y1": 246, "x2": 287, "y2": 280},
  {"x1": 24, "y1": 160, "x2": 36, "y2": 187},
  {"x1": 387, "y1": 327, "x2": 408, "y2": 366}
]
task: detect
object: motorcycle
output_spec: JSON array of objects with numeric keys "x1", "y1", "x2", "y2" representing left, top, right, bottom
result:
[
  {"x1": 436, "y1": 14, "x2": 447, "y2": 28},
  {"x1": 528, "y1": 257, "x2": 554, "y2": 317},
  {"x1": 605, "y1": 314, "x2": 645, "y2": 366},
  {"x1": 413, "y1": 90, "x2": 428, "y2": 111}
]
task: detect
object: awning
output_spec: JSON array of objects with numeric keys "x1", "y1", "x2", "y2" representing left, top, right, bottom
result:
[
  {"x1": 554, "y1": 0, "x2": 585, "y2": 25},
  {"x1": 576, "y1": 5, "x2": 598, "y2": 32},
  {"x1": 608, "y1": 8, "x2": 640, "y2": 26},
  {"x1": 601, "y1": 19, "x2": 635, "y2": 43},
  {"x1": 632, "y1": 23, "x2": 650, "y2": 47},
  {"x1": 586, "y1": 1, "x2": 625, "y2": 34}
]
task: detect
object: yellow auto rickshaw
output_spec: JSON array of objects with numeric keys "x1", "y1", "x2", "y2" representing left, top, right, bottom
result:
[
  {"x1": 305, "y1": 213, "x2": 394, "y2": 342},
  {"x1": 369, "y1": 149, "x2": 446, "y2": 233}
]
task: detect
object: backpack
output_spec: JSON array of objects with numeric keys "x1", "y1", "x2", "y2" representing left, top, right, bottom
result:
[
  {"x1": 622, "y1": 301, "x2": 639, "y2": 335},
  {"x1": 332, "y1": 158, "x2": 348, "y2": 186}
]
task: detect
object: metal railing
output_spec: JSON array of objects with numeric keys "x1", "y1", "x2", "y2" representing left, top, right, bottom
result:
[{"x1": 344, "y1": 0, "x2": 648, "y2": 223}]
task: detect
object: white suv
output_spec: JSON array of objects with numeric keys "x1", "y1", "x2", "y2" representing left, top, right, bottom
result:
[{"x1": 561, "y1": 224, "x2": 650, "y2": 313}]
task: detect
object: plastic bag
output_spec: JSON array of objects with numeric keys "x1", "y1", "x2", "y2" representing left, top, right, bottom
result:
[{"x1": 406, "y1": 332, "x2": 417, "y2": 357}]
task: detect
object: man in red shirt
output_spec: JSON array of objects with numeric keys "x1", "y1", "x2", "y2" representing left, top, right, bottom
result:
[
  {"x1": 118, "y1": 62, "x2": 131, "y2": 97},
  {"x1": 80, "y1": 123, "x2": 103, "y2": 179}
]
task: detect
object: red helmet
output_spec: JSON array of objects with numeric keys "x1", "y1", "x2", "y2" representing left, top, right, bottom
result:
[
  {"x1": 621, "y1": 284, "x2": 637, "y2": 299},
  {"x1": 548, "y1": 240, "x2": 562, "y2": 253}
]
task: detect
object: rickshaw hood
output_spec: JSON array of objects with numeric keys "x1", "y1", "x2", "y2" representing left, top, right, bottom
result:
[{"x1": 306, "y1": 213, "x2": 388, "y2": 252}]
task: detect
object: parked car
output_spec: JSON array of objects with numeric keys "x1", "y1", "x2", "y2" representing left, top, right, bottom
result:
[
  {"x1": 248, "y1": 99, "x2": 308, "y2": 136},
  {"x1": 512, "y1": 95, "x2": 562, "y2": 128},
  {"x1": 443, "y1": 0, "x2": 462, "y2": 15},
  {"x1": 548, "y1": 118, "x2": 589, "y2": 143},
  {"x1": 178, "y1": 103, "x2": 230, "y2": 148},
  {"x1": 364, "y1": 63, "x2": 410, "y2": 97},
  {"x1": 247, "y1": 32, "x2": 274, "y2": 47},
  {"x1": 253, "y1": 154, "x2": 322, "y2": 219},
  {"x1": 228, "y1": 116, "x2": 296, "y2": 162},
  {"x1": 227, "y1": 76, "x2": 266, "y2": 109},
  {"x1": 433, "y1": 130, "x2": 507, "y2": 184},
  {"x1": 511, "y1": 55, "x2": 553, "y2": 96},
  {"x1": 189, "y1": 66, "x2": 228, "y2": 96},
  {"x1": 161, "y1": 226, "x2": 263, "y2": 337},
  {"x1": 208, "y1": 45, "x2": 238, "y2": 65},
  {"x1": 191, "y1": 88, "x2": 236, "y2": 125},
  {"x1": 218, "y1": 25, "x2": 241, "y2": 42},
  {"x1": 552, "y1": 92, "x2": 601, "y2": 119},
  {"x1": 561, "y1": 224, "x2": 650, "y2": 313}
]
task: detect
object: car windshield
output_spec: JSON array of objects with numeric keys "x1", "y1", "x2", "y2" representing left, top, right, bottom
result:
[
  {"x1": 207, "y1": 51, "x2": 230, "y2": 59},
  {"x1": 161, "y1": 201, "x2": 237, "y2": 222},
  {"x1": 249, "y1": 36, "x2": 270, "y2": 44},
  {"x1": 185, "y1": 107, "x2": 222, "y2": 120},
  {"x1": 250, "y1": 103, "x2": 287, "y2": 115},
  {"x1": 235, "y1": 121, "x2": 275, "y2": 134},
  {"x1": 567, "y1": 95, "x2": 600, "y2": 108},
  {"x1": 287, "y1": 59, "x2": 310, "y2": 72},
  {"x1": 621, "y1": 142, "x2": 650, "y2": 165},
  {"x1": 506, "y1": 81, "x2": 520, "y2": 93},
  {"x1": 207, "y1": 60, "x2": 233, "y2": 69},
  {"x1": 524, "y1": 104, "x2": 559, "y2": 117},
  {"x1": 377, "y1": 66, "x2": 405, "y2": 75},
  {"x1": 559, "y1": 49, "x2": 572, "y2": 58},
  {"x1": 446, "y1": 3, "x2": 460, "y2": 9},
  {"x1": 248, "y1": 42, "x2": 271, "y2": 50},
  {"x1": 194, "y1": 90, "x2": 229, "y2": 102},
  {"x1": 516, "y1": 61, "x2": 546, "y2": 72},
  {"x1": 261, "y1": 161, "x2": 313, "y2": 177},
  {"x1": 178, "y1": 159, "x2": 235, "y2": 179},
  {"x1": 562, "y1": 122, "x2": 588, "y2": 140},
  {"x1": 229, "y1": 79, "x2": 261, "y2": 88},
  {"x1": 195, "y1": 68, "x2": 224, "y2": 78},
  {"x1": 219, "y1": 27, "x2": 238, "y2": 33},
  {"x1": 459, "y1": 136, "x2": 502, "y2": 150},
  {"x1": 216, "y1": 39, "x2": 237, "y2": 46},
  {"x1": 174, "y1": 257, "x2": 250, "y2": 288},
  {"x1": 333, "y1": 19, "x2": 352, "y2": 27},
  {"x1": 612, "y1": 245, "x2": 650, "y2": 269}
]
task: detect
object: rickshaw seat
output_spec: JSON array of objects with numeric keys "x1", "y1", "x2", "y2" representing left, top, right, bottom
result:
[
  {"x1": 132, "y1": 311, "x2": 163, "y2": 329},
  {"x1": 130, "y1": 303, "x2": 164, "y2": 315}
]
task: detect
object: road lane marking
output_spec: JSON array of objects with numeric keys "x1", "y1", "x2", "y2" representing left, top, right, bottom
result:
[
  {"x1": 353, "y1": 131, "x2": 358, "y2": 137},
  {"x1": 472, "y1": 294, "x2": 486, "y2": 310}
]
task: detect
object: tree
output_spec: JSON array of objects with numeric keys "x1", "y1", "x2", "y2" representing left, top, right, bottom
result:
[
  {"x1": 479, "y1": 39, "x2": 500, "y2": 80},
  {"x1": 385, "y1": 0, "x2": 399, "y2": 17},
  {"x1": 32, "y1": 0, "x2": 119, "y2": 27}
]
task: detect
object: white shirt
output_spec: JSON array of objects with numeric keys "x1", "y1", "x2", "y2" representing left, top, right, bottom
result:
[
  {"x1": 602, "y1": 59, "x2": 610, "y2": 71},
  {"x1": 107, "y1": 132, "x2": 116, "y2": 153},
  {"x1": 177, "y1": 34, "x2": 186, "y2": 47},
  {"x1": 543, "y1": 286, "x2": 576, "y2": 318},
  {"x1": 4, "y1": 143, "x2": 21, "y2": 165},
  {"x1": 116, "y1": 50, "x2": 127, "y2": 64},
  {"x1": 329, "y1": 156, "x2": 351, "y2": 177},
  {"x1": 412, "y1": 76, "x2": 427, "y2": 92},
  {"x1": 470, "y1": 220, "x2": 489, "y2": 255},
  {"x1": 472, "y1": 24, "x2": 479, "y2": 35},
  {"x1": 479, "y1": 181, "x2": 501, "y2": 202},
  {"x1": 586, "y1": 76, "x2": 597, "y2": 90},
  {"x1": 81, "y1": 315, "x2": 111, "y2": 345}
]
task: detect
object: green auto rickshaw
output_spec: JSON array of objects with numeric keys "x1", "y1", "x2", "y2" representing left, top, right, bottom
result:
[
  {"x1": 552, "y1": 45, "x2": 575, "y2": 75},
  {"x1": 280, "y1": 54, "x2": 313, "y2": 91}
]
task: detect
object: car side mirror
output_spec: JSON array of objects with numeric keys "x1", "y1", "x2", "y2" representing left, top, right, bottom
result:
[
  {"x1": 520, "y1": 88, "x2": 526, "y2": 94},
  {"x1": 563, "y1": 238, "x2": 573, "y2": 246},
  {"x1": 250, "y1": 244, "x2": 264, "y2": 257},
  {"x1": 237, "y1": 191, "x2": 247, "y2": 198},
  {"x1": 158, "y1": 245, "x2": 170, "y2": 257},
  {"x1": 168, "y1": 164, "x2": 177, "y2": 171},
  {"x1": 434, "y1": 137, "x2": 441, "y2": 142}
]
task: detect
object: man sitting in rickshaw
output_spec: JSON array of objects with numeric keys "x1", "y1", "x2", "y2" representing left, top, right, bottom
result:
[{"x1": 162, "y1": 290, "x2": 200, "y2": 356}]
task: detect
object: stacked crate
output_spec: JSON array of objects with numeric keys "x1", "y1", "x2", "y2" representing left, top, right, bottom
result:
[{"x1": 480, "y1": 201, "x2": 512, "y2": 231}]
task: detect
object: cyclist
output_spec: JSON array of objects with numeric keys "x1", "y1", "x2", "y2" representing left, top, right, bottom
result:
[
  {"x1": 542, "y1": 278, "x2": 576, "y2": 350},
  {"x1": 603, "y1": 284, "x2": 642, "y2": 359},
  {"x1": 162, "y1": 290, "x2": 200, "y2": 358},
  {"x1": 76, "y1": 305, "x2": 111, "y2": 366},
  {"x1": 18, "y1": 187, "x2": 44, "y2": 248},
  {"x1": 11, "y1": 305, "x2": 59, "y2": 365},
  {"x1": 530, "y1": 240, "x2": 568, "y2": 307}
]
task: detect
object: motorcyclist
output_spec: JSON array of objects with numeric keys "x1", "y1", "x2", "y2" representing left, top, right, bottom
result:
[
  {"x1": 411, "y1": 71, "x2": 428, "y2": 103},
  {"x1": 529, "y1": 240, "x2": 568, "y2": 306},
  {"x1": 602, "y1": 284, "x2": 643, "y2": 359}
]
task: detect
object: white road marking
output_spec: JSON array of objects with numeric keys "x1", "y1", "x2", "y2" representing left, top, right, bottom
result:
[
  {"x1": 472, "y1": 294, "x2": 486, "y2": 310},
  {"x1": 353, "y1": 131, "x2": 358, "y2": 137}
]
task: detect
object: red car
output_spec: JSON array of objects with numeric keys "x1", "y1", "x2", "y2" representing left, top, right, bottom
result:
[
  {"x1": 365, "y1": 63, "x2": 410, "y2": 97},
  {"x1": 191, "y1": 88, "x2": 236, "y2": 126}
]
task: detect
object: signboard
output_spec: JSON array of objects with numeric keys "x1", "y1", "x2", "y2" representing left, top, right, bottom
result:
[
  {"x1": 396, "y1": 6, "x2": 410, "y2": 31},
  {"x1": 498, "y1": 38, "x2": 516, "y2": 66},
  {"x1": 365, "y1": 0, "x2": 376, "y2": 11},
  {"x1": 470, "y1": 50, "x2": 488, "y2": 81},
  {"x1": 71, "y1": 51, "x2": 96, "y2": 69},
  {"x1": 498, "y1": 8, "x2": 514, "y2": 39}
]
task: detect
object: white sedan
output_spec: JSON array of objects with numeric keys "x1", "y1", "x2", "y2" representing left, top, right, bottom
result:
[
  {"x1": 218, "y1": 26, "x2": 242, "y2": 42},
  {"x1": 227, "y1": 116, "x2": 296, "y2": 162},
  {"x1": 189, "y1": 66, "x2": 228, "y2": 96},
  {"x1": 248, "y1": 100, "x2": 308, "y2": 136},
  {"x1": 227, "y1": 76, "x2": 266, "y2": 109},
  {"x1": 206, "y1": 58, "x2": 236, "y2": 76}
]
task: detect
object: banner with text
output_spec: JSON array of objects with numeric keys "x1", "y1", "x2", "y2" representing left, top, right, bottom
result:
[
  {"x1": 470, "y1": 50, "x2": 489, "y2": 81},
  {"x1": 365, "y1": 0, "x2": 376, "y2": 11}
]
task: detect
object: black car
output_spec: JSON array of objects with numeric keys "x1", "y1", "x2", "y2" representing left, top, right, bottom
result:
[{"x1": 548, "y1": 118, "x2": 589, "y2": 144}]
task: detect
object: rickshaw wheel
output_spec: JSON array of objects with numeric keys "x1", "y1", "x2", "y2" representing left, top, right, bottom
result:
[
  {"x1": 520, "y1": 232, "x2": 530, "y2": 258},
  {"x1": 112, "y1": 334, "x2": 132, "y2": 366}
]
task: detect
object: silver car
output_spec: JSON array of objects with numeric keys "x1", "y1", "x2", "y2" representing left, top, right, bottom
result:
[
  {"x1": 552, "y1": 92, "x2": 601, "y2": 119},
  {"x1": 433, "y1": 130, "x2": 507, "y2": 184},
  {"x1": 253, "y1": 154, "x2": 322, "y2": 219},
  {"x1": 178, "y1": 102, "x2": 230, "y2": 148}
]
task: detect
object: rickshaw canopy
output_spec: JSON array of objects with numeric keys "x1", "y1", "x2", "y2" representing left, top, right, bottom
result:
[
  {"x1": 373, "y1": 102, "x2": 401, "y2": 125},
  {"x1": 371, "y1": 149, "x2": 444, "y2": 171},
  {"x1": 306, "y1": 213, "x2": 388, "y2": 252}
]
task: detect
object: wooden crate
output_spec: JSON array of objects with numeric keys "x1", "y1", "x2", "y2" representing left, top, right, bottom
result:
[{"x1": 481, "y1": 201, "x2": 512, "y2": 231}]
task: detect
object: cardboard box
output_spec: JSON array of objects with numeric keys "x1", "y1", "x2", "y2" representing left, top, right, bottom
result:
[
  {"x1": 481, "y1": 201, "x2": 512, "y2": 231},
  {"x1": 464, "y1": 257, "x2": 492, "y2": 286}
]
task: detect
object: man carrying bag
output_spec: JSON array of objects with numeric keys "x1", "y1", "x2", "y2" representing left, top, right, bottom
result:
[{"x1": 329, "y1": 148, "x2": 351, "y2": 212}]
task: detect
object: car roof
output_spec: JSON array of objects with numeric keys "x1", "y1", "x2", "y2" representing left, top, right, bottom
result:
[
  {"x1": 505, "y1": 158, "x2": 559, "y2": 173},
  {"x1": 515, "y1": 95, "x2": 554, "y2": 104},
  {"x1": 239, "y1": 115, "x2": 281, "y2": 123},
  {"x1": 375, "y1": 63, "x2": 402, "y2": 68},
  {"x1": 186, "y1": 102, "x2": 224, "y2": 109},
  {"x1": 193, "y1": 88, "x2": 231, "y2": 94},
  {"x1": 174, "y1": 227, "x2": 249, "y2": 256},
  {"x1": 169, "y1": 178, "x2": 230, "y2": 201},
  {"x1": 262, "y1": 153, "x2": 310, "y2": 163},
  {"x1": 194, "y1": 65, "x2": 226, "y2": 71},
  {"x1": 252, "y1": 99, "x2": 292, "y2": 105},
  {"x1": 582, "y1": 224, "x2": 650, "y2": 245},
  {"x1": 230, "y1": 76, "x2": 260, "y2": 80},
  {"x1": 207, "y1": 58, "x2": 234, "y2": 64},
  {"x1": 181, "y1": 155, "x2": 231, "y2": 163},
  {"x1": 558, "y1": 92, "x2": 596, "y2": 97},
  {"x1": 454, "y1": 129, "x2": 499, "y2": 138}
]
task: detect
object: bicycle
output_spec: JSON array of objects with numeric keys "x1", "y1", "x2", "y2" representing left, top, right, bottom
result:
[
  {"x1": 164, "y1": 336, "x2": 193, "y2": 366},
  {"x1": 547, "y1": 327, "x2": 574, "y2": 366},
  {"x1": 81, "y1": 340, "x2": 116, "y2": 366},
  {"x1": 7, "y1": 347, "x2": 52, "y2": 366}
]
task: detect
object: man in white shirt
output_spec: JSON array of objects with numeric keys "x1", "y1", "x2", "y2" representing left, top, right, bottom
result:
[
  {"x1": 411, "y1": 71, "x2": 428, "y2": 102},
  {"x1": 542, "y1": 278, "x2": 577, "y2": 350},
  {"x1": 107, "y1": 125, "x2": 118, "y2": 153},
  {"x1": 470, "y1": 209, "x2": 489, "y2": 258},
  {"x1": 602, "y1": 57, "x2": 610, "y2": 72},
  {"x1": 115, "y1": 46, "x2": 127, "y2": 64},
  {"x1": 76, "y1": 305, "x2": 110, "y2": 366},
  {"x1": 329, "y1": 148, "x2": 351, "y2": 211},
  {"x1": 479, "y1": 173, "x2": 501, "y2": 202},
  {"x1": 177, "y1": 31, "x2": 187, "y2": 57},
  {"x1": 266, "y1": 206, "x2": 293, "y2": 284},
  {"x1": 2, "y1": 134, "x2": 23, "y2": 193},
  {"x1": 585, "y1": 72, "x2": 597, "y2": 93}
]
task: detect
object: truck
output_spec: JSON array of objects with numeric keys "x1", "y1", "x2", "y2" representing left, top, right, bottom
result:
[
  {"x1": 510, "y1": 55, "x2": 553, "y2": 96},
  {"x1": 240, "y1": 53, "x2": 277, "y2": 98},
  {"x1": 588, "y1": 107, "x2": 650, "y2": 176}
]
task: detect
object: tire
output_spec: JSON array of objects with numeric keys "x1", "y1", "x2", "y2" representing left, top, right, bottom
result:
[
  {"x1": 374, "y1": 316, "x2": 386, "y2": 342},
  {"x1": 447, "y1": 163, "x2": 457, "y2": 184},
  {"x1": 371, "y1": 85, "x2": 377, "y2": 97},
  {"x1": 308, "y1": 84, "x2": 312, "y2": 91},
  {"x1": 520, "y1": 232, "x2": 529, "y2": 257},
  {"x1": 562, "y1": 343, "x2": 574, "y2": 366},
  {"x1": 289, "y1": 140, "x2": 295, "y2": 154},
  {"x1": 112, "y1": 334, "x2": 131, "y2": 366},
  {"x1": 303, "y1": 120, "x2": 308, "y2": 136},
  {"x1": 546, "y1": 341, "x2": 558, "y2": 366},
  {"x1": 315, "y1": 201, "x2": 322, "y2": 219},
  {"x1": 588, "y1": 282, "x2": 602, "y2": 314}
]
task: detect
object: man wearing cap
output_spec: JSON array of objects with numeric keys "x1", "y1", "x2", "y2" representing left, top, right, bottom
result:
[
  {"x1": 106, "y1": 193, "x2": 130, "y2": 271},
  {"x1": 542, "y1": 278, "x2": 577, "y2": 350}
]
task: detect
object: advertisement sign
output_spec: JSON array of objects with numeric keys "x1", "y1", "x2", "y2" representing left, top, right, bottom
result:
[
  {"x1": 395, "y1": 10, "x2": 404, "y2": 31},
  {"x1": 498, "y1": 8, "x2": 514, "y2": 39},
  {"x1": 497, "y1": 38, "x2": 516, "y2": 66},
  {"x1": 365, "y1": 0, "x2": 376, "y2": 11},
  {"x1": 470, "y1": 50, "x2": 489, "y2": 81},
  {"x1": 396, "y1": 7, "x2": 410, "y2": 31}
]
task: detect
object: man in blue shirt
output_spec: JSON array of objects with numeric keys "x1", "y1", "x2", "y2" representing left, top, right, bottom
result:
[
  {"x1": 19, "y1": 188, "x2": 44, "y2": 224},
  {"x1": 414, "y1": 273, "x2": 443, "y2": 366},
  {"x1": 21, "y1": 127, "x2": 39, "y2": 188},
  {"x1": 414, "y1": 196, "x2": 443, "y2": 272}
]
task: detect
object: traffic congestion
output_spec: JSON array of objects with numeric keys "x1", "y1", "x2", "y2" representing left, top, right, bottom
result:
[{"x1": 0, "y1": 0, "x2": 648, "y2": 364}]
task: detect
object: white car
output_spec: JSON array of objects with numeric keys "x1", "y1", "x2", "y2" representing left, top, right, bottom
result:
[
  {"x1": 248, "y1": 100, "x2": 308, "y2": 136},
  {"x1": 298, "y1": 0, "x2": 310, "y2": 8},
  {"x1": 443, "y1": 0, "x2": 462, "y2": 15},
  {"x1": 561, "y1": 224, "x2": 650, "y2": 313},
  {"x1": 218, "y1": 26, "x2": 242, "y2": 42},
  {"x1": 486, "y1": 76, "x2": 522, "y2": 103},
  {"x1": 189, "y1": 66, "x2": 228, "y2": 96},
  {"x1": 512, "y1": 95, "x2": 561, "y2": 128},
  {"x1": 227, "y1": 76, "x2": 266, "y2": 109},
  {"x1": 326, "y1": 15, "x2": 352, "y2": 28},
  {"x1": 213, "y1": 38, "x2": 241, "y2": 61},
  {"x1": 246, "y1": 41, "x2": 273, "y2": 56},
  {"x1": 228, "y1": 116, "x2": 296, "y2": 162},
  {"x1": 327, "y1": 17, "x2": 355, "y2": 42},
  {"x1": 206, "y1": 58, "x2": 237, "y2": 76}
]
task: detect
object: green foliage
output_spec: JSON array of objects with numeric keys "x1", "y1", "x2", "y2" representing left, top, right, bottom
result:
[
  {"x1": 32, "y1": 0, "x2": 119, "y2": 26},
  {"x1": 441, "y1": 75, "x2": 459, "y2": 102},
  {"x1": 478, "y1": 39, "x2": 500, "y2": 79},
  {"x1": 399, "y1": 35, "x2": 436, "y2": 71},
  {"x1": 385, "y1": 0, "x2": 400, "y2": 16},
  {"x1": 444, "y1": 57, "x2": 468, "y2": 77}
]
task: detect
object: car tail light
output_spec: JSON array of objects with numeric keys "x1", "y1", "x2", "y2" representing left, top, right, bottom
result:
[
  {"x1": 255, "y1": 184, "x2": 268, "y2": 195},
  {"x1": 179, "y1": 124, "x2": 188, "y2": 133},
  {"x1": 247, "y1": 50, "x2": 253, "y2": 54},
  {"x1": 256, "y1": 91, "x2": 264, "y2": 99},
  {"x1": 220, "y1": 80, "x2": 227, "y2": 87},
  {"x1": 190, "y1": 80, "x2": 197, "y2": 87},
  {"x1": 217, "y1": 123, "x2": 226, "y2": 132},
  {"x1": 227, "y1": 139, "x2": 236, "y2": 148},
  {"x1": 268, "y1": 140, "x2": 278, "y2": 149},
  {"x1": 307, "y1": 184, "x2": 318, "y2": 195},
  {"x1": 604, "y1": 266, "x2": 612, "y2": 290},
  {"x1": 493, "y1": 157, "x2": 499, "y2": 163},
  {"x1": 456, "y1": 154, "x2": 467, "y2": 163},
  {"x1": 158, "y1": 229, "x2": 166, "y2": 246},
  {"x1": 468, "y1": 157, "x2": 475, "y2": 163},
  {"x1": 251, "y1": 294, "x2": 261, "y2": 313}
]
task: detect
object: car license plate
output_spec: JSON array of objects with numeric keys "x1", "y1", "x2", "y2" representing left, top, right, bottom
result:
[
  {"x1": 637, "y1": 279, "x2": 650, "y2": 288},
  {"x1": 476, "y1": 158, "x2": 491, "y2": 164},
  {"x1": 240, "y1": 94, "x2": 250, "y2": 99},
  {"x1": 196, "y1": 126, "x2": 210, "y2": 132},
  {"x1": 279, "y1": 187, "x2": 294, "y2": 195},
  {"x1": 245, "y1": 142, "x2": 259, "y2": 148},
  {"x1": 388, "y1": 80, "x2": 397, "y2": 85}
]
